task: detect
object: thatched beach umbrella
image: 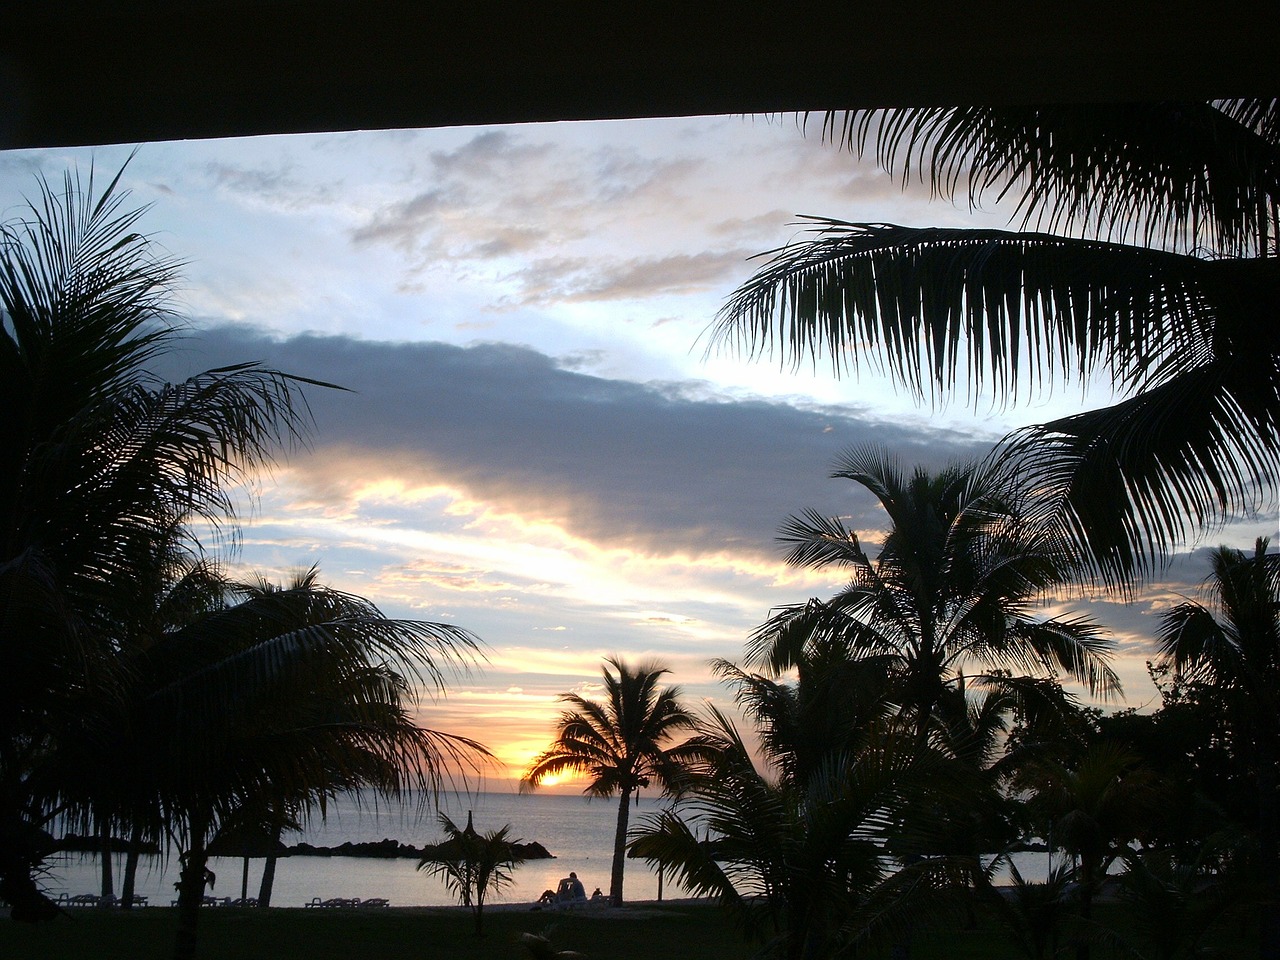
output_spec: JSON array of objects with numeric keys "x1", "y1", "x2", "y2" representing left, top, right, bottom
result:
[{"x1": 207, "y1": 819, "x2": 291, "y2": 901}]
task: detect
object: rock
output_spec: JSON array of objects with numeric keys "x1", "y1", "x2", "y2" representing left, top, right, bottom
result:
[{"x1": 284, "y1": 837, "x2": 555, "y2": 859}]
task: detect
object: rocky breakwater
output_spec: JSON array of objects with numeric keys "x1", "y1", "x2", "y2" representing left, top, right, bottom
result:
[{"x1": 286, "y1": 838, "x2": 554, "y2": 860}]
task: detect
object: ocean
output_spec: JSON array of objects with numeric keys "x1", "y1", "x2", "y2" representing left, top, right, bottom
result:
[
  {"x1": 44, "y1": 790, "x2": 676, "y2": 908},
  {"x1": 44, "y1": 790, "x2": 1064, "y2": 908}
]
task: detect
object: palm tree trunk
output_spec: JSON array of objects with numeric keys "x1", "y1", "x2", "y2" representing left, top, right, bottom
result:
[
  {"x1": 1075, "y1": 854, "x2": 1096, "y2": 960},
  {"x1": 1258, "y1": 735, "x2": 1279, "y2": 960},
  {"x1": 120, "y1": 824, "x2": 143, "y2": 909},
  {"x1": 257, "y1": 815, "x2": 284, "y2": 909},
  {"x1": 257, "y1": 849, "x2": 278, "y2": 908},
  {"x1": 610, "y1": 786, "x2": 633, "y2": 905},
  {"x1": 173, "y1": 812, "x2": 211, "y2": 960},
  {"x1": 98, "y1": 816, "x2": 114, "y2": 899}
]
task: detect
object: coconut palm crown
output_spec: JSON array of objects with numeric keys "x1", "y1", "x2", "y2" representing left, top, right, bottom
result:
[
  {"x1": 711, "y1": 101, "x2": 1280, "y2": 585},
  {"x1": 748, "y1": 446, "x2": 1119, "y2": 744},
  {"x1": 522, "y1": 657, "x2": 697, "y2": 905}
]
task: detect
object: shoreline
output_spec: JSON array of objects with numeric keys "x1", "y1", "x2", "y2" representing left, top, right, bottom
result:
[{"x1": 1, "y1": 896, "x2": 717, "y2": 921}]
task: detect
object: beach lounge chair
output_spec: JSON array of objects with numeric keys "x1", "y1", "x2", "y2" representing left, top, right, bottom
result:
[
  {"x1": 358, "y1": 898, "x2": 390, "y2": 908},
  {"x1": 552, "y1": 873, "x2": 588, "y2": 909},
  {"x1": 67, "y1": 894, "x2": 100, "y2": 907}
]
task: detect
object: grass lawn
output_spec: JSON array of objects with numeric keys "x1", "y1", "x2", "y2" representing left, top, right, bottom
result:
[
  {"x1": 0, "y1": 901, "x2": 1260, "y2": 959},
  {"x1": 0, "y1": 903, "x2": 750, "y2": 960}
]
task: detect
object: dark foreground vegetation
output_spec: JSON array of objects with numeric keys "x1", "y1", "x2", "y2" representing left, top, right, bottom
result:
[{"x1": 0, "y1": 902, "x2": 1261, "y2": 960}]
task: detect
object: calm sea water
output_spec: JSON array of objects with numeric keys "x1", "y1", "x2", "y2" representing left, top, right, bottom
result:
[
  {"x1": 44, "y1": 790, "x2": 676, "y2": 908},
  {"x1": 45, "y1": 790, "x2": 1063, "y2": 908}
]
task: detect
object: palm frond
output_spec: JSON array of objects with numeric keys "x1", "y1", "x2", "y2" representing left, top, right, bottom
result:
[
  {"x1": 711, "y1": 221, "x2": 1211, "y2": 402},
  {"x1": 1004, "y1": 344, "x2": 1280, "y2": 585},
  {"x1": 719, "y1": 104, "x2": 1279, "y2": 582},
  {"x1": 815, "y1": 103, "x2": 1280, "y2": 256}
]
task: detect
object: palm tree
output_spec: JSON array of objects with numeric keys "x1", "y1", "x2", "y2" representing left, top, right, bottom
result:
[
  {"x1": 1014, "y1": 741, "x2": 1162, "y2": 960},
  {"x1": 1113, "y1": 842, "x2": 1248, "y2": 960},
  {"x1": 219, "y1": 568, "x2": 467, "y2": 910},
  {"x1": 76, "y1": 540, "x2": 231, "y2": 910},
  {"x1": 522, "y1": 657, "x2": 696, "y2": 905},
  {"x1": 975, "y1": 860, "x2": 1077, "y2": 960},
  {"x1": 0, "y1": 165, "x2": 323, "y2": 921},
  {"x1": 111, "y1": 573, "x2": 486, "y2": 960},
  {"x1": 749, "y1": 445, "x2": 1119, "y2": 745},
  {"x1": 630, "y1": 661, "x2": 969, "y2": 960},
  {"x1": 1158, "y1": 538, "x2": 1280, "y2": 960},
  {"x1": 710, "y1": 101, "x2": 1280, "y2": 584},
  {"x1": 418, "y1": 811, "x2": 525, "y2": 935}
]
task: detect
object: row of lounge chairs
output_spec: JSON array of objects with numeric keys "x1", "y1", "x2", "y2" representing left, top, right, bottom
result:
[
  {"x1": 304, "y1": 897, "x2": 390, "y2": 909},
  {"x1": 58, "y1": 893, "x2": 262, "y2": 909},
  {"x1": 55, "y1": 892, "x2": 390, "y2": 909},
  {"x1": 55, "y1": 893, "x2": 150, "y2": 908}
]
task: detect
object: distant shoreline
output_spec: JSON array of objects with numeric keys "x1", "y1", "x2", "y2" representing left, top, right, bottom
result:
[
  {"x1": 55, "y1": 835, "x2": 557, "y2": 862},
  {"x1": 283, "y1": 839, "x2": 555, "y2": 861}
]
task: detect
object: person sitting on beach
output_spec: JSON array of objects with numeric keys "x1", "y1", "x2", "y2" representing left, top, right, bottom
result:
[
  {"x1": 556, "y1": 872, "x2": 586, "y2": 903},
  {"x1": 590, "y1": 887, "x2": 606, "y2": 902},
  {"x1": 537, "y1": 889, "x2": 557, "y2": 906}
]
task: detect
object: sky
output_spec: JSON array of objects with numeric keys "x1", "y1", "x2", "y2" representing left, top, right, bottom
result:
[{"x1": 2, "y1": 116, "x2": 1273, "y2": 790}]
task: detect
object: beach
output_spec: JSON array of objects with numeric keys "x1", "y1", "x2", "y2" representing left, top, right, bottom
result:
[
  {"x1": 45, "y1": 791, "x2": 675, "y2": 909},
  {"x1": 45, "y1": 789, "x2": 1068, "y2": 910}
]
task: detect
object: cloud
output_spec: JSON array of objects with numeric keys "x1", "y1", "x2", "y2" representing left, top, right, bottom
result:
[
  {"x1": 505, "y1": 248, "x2": 759, "y2": 305},
  {"x1": 341, "y1": 124, "x2": 777, "y2": 309},
  {"x1": 157, "y1": 323, "x2": 1260, "y2": 721},
  {"x1": 709, "y1": 210, "x2": 796, "y2": 242},
  {"x1": 350, "y1": 187, "x2": 456, "y2": 249},
  {"x1": 169, "y1": 326, "x2": 995, "y2": 562},
  {"x1": 427, "y1": 130, "x2": 548, "y2": 173},
  {"x1": 198, "y1": 153, "x2": 350, "y2": 213},
  {"x1": 347, "y1": 129, "x2": 594, "y2": 257}
]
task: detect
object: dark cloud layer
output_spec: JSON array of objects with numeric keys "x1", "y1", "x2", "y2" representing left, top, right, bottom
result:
[{"x1": 167, "y1": 326, "x2": 996, "y2": 560}]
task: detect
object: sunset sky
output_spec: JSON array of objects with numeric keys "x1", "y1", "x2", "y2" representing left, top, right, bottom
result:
[{"x1": 2, "y1": 116, "x2": 1272, "y2": 790}]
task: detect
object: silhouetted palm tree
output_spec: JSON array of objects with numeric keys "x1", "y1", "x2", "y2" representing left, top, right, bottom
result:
[
  {"x1": 631, "y1": 660, "x2": 968, "y2": 960},
  {"x1": 418, "y1": 811, "x2": 524, "y2": 935},
  {"x1": 1014, "y1": 741, "x2": 1161, "y2": 960},
  {"x1": 522, "y1": 657, "x2": 696, "y2": 905},
  {"x1": 1113, "y1": 841, "x2": 1248, "y2": 960},
  {"x1": 975, "y1": 860, "x2": 1077, "y2": 960},
  {"x1": 0, "y1": 165, "x2": 323, "y2": 921},
  {"x1": 712, "y1": 101, "x2": 1280, "y2": 584},
  {"x1": 749, "y1": 446, "x2": 1119, "y2": 745},
  {"x1": 133, "y1": 572, "x2": 486, "y2": 960},
  {"x1": 1158, "y1": 538, "x2": 1280, "y2": 960}
]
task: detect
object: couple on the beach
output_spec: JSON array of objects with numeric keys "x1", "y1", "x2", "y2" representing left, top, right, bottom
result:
[{"x1": 536, "y1": 871, "x2": 603, "y2": 907}]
